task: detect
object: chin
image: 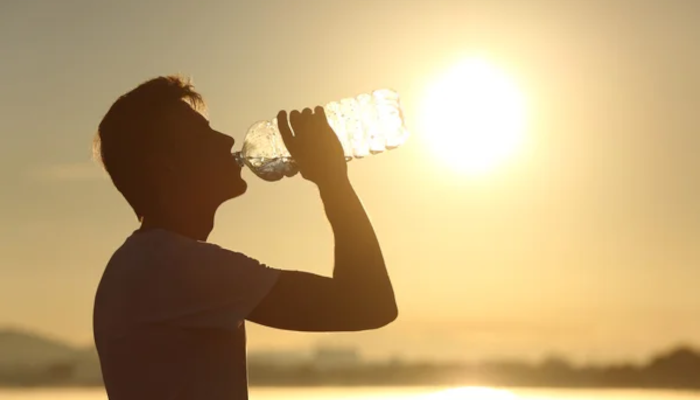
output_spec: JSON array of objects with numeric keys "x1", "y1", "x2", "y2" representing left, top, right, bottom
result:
[{"x1": 228, "y1": 178, "x2": 248, "y2": 199}]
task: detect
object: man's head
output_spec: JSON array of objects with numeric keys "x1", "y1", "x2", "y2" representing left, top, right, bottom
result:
[{"x1": 95, "y1": 76, "x2": 246, "y2": 222}]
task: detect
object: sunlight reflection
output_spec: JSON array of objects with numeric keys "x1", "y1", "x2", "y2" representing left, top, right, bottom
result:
[{"x1": 425, "y1": 387, "x2": 520, "y2": 400}]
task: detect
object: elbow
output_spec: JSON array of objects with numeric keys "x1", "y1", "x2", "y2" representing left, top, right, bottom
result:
[
  {"x1": 385, "y1": 300, "x2": 399, "y2": 324},
  {"x1": 370, "y1": 284, "x2": 399, "y2": 328},
  {"x1": 381, "y1": 304, "x2": 399, "y2": 327},
  {"x1": 340, "y1": 284, "x2": 398, "y2": 331},
  {"x1": 365, "y1": 301, "x2": 398, "y2": 329}
]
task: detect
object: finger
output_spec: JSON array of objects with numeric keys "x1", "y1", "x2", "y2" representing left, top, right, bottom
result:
[
  {"x1": 276, "y1": 110, "x2": 295, "y2": 151},
  {"x1": 290, "y1": 109, "x2": 308, "y2": 138},
  {"x1": 313, "y1": 106, "x2": 329, "y2": 129},
  {"x1": 314, "y1": 106, "x2": 326, "y2": 118},
  {"x1": 301, "y1": 108, "x2": 313, "y2": 129},
  {"x1": 290, "y1": 109, "x2": 302, "y2": 131}
]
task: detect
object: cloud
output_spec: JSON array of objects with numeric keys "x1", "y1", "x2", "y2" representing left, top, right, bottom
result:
[{"x1": 27, "y1": 162, "x2": 108, "y2": 182}]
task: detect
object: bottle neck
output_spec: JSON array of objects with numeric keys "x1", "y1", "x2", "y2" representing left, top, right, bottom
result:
[{"x1": 232, "y1": 151, "x2": 245, "y2": 167}]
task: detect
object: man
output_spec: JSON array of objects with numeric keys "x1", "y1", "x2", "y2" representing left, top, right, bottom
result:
[{"x1": 92, "y1": 76, "x2": 398, "y2": 400}]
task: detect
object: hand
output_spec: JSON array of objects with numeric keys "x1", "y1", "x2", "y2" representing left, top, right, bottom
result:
[{"x1": 277, "y1": 107, "x2": 348, "y2": 187}]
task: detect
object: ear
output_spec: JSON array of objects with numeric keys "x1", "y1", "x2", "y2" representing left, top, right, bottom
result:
[{"x1": 143, "y1": 153, "x2": 177, "y2": 179}]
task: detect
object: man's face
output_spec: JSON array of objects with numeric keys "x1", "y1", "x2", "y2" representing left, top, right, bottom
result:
[{"x1": 157, "y1": 101, "x2": 247, "y2": 206}]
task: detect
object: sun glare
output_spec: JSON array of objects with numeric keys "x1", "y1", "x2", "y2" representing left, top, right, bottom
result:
[{"x1": 420, "y1": 58, "x2": 527, "y2": 176}]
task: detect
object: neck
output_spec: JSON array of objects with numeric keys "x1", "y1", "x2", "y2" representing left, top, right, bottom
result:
[{"x1": 140, "y1": 207, "x2": 216, "y2": 242}]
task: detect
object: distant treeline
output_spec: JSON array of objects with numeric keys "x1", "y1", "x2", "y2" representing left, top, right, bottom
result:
[{"x1": 2, "y1": 346, "x2": 700, "y2": 390}]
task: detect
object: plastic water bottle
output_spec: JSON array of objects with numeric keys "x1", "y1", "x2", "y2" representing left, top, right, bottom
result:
[{"x1": 233, "y1": 89, "x2": 409, "y2": 181}]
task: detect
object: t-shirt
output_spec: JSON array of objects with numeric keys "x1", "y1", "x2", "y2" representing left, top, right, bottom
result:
[{"x1": 93, "y1": 229, "x2": 280, "y2": 400}]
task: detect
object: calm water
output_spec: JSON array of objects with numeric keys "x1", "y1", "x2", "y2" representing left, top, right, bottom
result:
[{"x1": 1, "y1": 387, "x2": 699, "y2": 400}]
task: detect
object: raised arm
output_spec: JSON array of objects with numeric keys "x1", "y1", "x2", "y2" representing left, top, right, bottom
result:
[{"x1": 247, "y1": 107, "x2": 398, "y2": 331}]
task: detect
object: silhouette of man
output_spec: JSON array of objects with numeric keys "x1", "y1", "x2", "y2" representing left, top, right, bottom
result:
[{"x1": 92, "y1": 76, "x2": 398, "y2": 400}]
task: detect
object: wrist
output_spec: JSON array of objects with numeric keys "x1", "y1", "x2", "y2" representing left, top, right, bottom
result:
[{"x1": 317, "y1": 175, "x2": 353, "y2": 196}]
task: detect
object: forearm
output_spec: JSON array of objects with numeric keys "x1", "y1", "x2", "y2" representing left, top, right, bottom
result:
[{"x1": 318, "y1": 179, "x2": 396, "y2": 310}]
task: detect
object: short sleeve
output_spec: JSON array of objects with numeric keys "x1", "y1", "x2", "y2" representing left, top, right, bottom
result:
[{"x1": 135, "y1": 237, "x2": 280, "y2": 330}]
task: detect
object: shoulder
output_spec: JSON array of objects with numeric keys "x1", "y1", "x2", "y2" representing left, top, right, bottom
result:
[
  {"x1": 122, "y1": 229, "x2": 269, "y2": 271},
  {"x1": 116, "y1": 229, "x2": 244, "y2": 257},
  {"x1": 102, "y1": 230, "x2": 257, "y2": 281}
]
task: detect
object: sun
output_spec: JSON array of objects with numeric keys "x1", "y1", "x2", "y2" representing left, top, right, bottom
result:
[{"x1": 420, "y1": 58, "x2": 527, "y2": 176}]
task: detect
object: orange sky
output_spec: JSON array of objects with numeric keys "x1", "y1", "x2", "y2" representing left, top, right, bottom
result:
[{"x1": 1, "y1": 0, "x2": 699, "y2": 363}]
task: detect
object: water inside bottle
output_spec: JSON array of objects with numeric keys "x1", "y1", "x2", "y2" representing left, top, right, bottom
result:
[{"x1": 237, "y1": 155, "x2": 298, "y2": 181}]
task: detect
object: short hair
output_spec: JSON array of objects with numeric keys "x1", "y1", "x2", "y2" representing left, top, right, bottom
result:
[{"x1": 93, "y1": 75, "x2": 206, "y2": 220}]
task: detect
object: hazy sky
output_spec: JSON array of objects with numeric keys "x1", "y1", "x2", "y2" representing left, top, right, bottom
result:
[{"x1": 1, "y1": 0, "x2": 699, "y2": 363}]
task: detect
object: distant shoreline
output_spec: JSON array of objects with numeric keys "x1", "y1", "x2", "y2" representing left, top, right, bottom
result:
[
  {"x1": 1, "y1": 383, "x2": 699, "y2": 392},
  {"x1": 2, "y1": 329, "x2": 700, "y2": 392}
]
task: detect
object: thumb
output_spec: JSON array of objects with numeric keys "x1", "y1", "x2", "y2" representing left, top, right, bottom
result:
[{"x1": 276, "y1": 111, "x2": 295, "y2": 153}]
